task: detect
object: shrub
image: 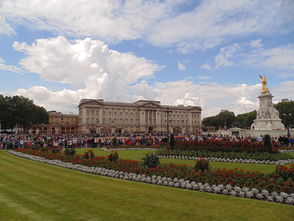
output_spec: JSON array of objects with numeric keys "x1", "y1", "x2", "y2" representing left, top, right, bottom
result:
[
  {"x1": 194, "y1": 158, "x2": 210, "y2": 172},
  {"x1": 84, "y1": 150, "x2": 95, "y2": 159},
  {"x1": 108, "y1": 151, "x2": 119, "y2": 162},
  {"x1": 143, "y1": 154, "x2": 160, "y2": 168},
  {"x1": 64, "y1": 148, "x2": 76, "y2": 156}
]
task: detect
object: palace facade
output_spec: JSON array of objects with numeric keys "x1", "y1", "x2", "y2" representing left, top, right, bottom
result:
[
  {"x1": 78, "y1": 99, "x2": 201, "y2": 134},
  {"x1": 27, "y1": 111, "x2": 79, "y2": 134}
]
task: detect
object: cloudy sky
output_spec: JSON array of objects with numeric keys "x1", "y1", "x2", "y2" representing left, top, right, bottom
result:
[{"x1": 0, "y1": 0, "x2": 293, "y2": 117}]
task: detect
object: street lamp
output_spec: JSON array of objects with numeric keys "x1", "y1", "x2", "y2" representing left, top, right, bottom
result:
[
  {"x1": 283, "y1": 113, "x2": 292, "y2": 138},
  {"x1": 164, "y1": 108, "x2": 172, "y2": 137}
]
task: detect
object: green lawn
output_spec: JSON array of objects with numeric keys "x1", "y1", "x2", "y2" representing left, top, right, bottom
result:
[
  {"x1": 76, "y1": 148, "x2": 276, "y2": 173},
  {"x1": 160, "y1": 159, "x2": 276, "y2": 174},
  {"x1": 0, "y1": 151, "x2": 293, "y2": 221},
  {"x1": 75, "y1": 148, "x2": 156, "y2": 161}
]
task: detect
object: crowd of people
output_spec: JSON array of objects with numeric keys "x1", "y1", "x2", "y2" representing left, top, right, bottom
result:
[
  {"x1": 0, "y1": 132, "x2": 293, "y2": 150},
  {"x1": 0, "y1": 133, "x2": 168, "y2": 149}
]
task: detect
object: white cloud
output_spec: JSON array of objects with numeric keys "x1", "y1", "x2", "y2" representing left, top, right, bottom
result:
[
  {"x1": 177, "y1": 62, "x2": 186, "y2": 71},
  {"x1": 258, "y1": 45, "x2": 294, "y2": 71},
  {"x1": 149, "y1": 80, "x2": 294, "y2": 117},
  {"x1": 237, "y1": 97, "x2": 255, "y2": 106},
  {"x1": 272, "y1": 81, "x2": 294, "y2": 102},
  {"x1": 203, "y1": 42, "x2": 294, "y2": 76},
  {"x1": 13, "y1": 36, "x2": 160, "y2": 113},
  {"x1": 197, "y1": 75, "x2": 211, "y2": 80},
  {"x1": 201, "y1": 63, "x2": 212, "y2": 71},
  {"x1": 132, "y1": 80, "x2": 262, "y2": 117},
  {"x1": 15, "y1": 86, "x2": 80, "y2": 112},
  {"x1": 244, "y1": 44, "x2": 294, "y2": 75},
  {"x1": 13, "y1": 64, "x2": 294, "y2": 117},
  {"x1": 0, "y1": 0, "x2": 181, "y2": 42},
  {"x1": 0, "y1": 15, "x2": 15, "y2": 35},
  {"x1": 147, "y1": 0, "x2": 294, "y2": 51},
  {"x1": 250, "y1": 39, "x2": 263, "y2": 48},
  {"x1": 215, "y1": 43, "x2": 241, "y2": 68},
  {"x1": 0, "y1": 57, "x2": 23, "y2": 73},
  {"x1": 175, "y1": 92, "x2": 200, "y2": 107},
  {"x1": 1, "y1": 0, "x2": 293, "y2": 50},
  {"x1": 215, "y1": 55, "x2": 233, "y2": 69}
]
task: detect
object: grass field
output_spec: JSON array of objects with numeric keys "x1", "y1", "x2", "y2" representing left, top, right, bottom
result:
[
  {"x1": 76, "y1": 148, "x2": 276, "y2": 173},
  {"x1": 0, "y1": 151, "x2": 293, "y2": 221},
  {"x1": 75, "y1": 148, "x2": 155, "y2": 160}
]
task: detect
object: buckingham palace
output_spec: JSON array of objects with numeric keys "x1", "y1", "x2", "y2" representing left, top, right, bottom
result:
[{"x1": 78, "y1": 99, "x2": 202, "y2": 134}]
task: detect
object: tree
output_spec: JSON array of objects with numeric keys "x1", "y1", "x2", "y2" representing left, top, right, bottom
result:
[
  {"x1": 202, "y1": 116, "x2": 218, "y2": 128},
  {"x1": 218, "y1": 110, "x2": 235, "y2": 128},
  {"x1": 0, "y1": 95, "x2": 49, "y2": 130},
  {"x1": 202, "y1": 110, "x2": 235, "y2": 128},
  {"x1": 235, "y1": 110, "x2": 256, "y2": 128},
  {"x1": 275, "y1": 100, "x2": 294, "y2": 128}
]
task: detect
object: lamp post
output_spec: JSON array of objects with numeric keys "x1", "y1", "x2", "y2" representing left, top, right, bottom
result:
[
  {"x1": 164, "y1": 108, "x2": 172, "y2": 138},
  {"x1": 283, "y1": 113, "x2": 292, "y2": 138}
]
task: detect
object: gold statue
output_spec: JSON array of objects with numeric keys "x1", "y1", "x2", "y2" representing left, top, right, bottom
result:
[{"x1": 259, "y1": 75, "x2": 269, "y2": 94}]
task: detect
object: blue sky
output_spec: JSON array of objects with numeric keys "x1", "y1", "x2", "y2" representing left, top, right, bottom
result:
[{"x1": 0, "y1": 0, "x2": 293, "y2": 116}]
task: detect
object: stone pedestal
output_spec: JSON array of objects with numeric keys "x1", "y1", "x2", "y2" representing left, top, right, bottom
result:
[{"x1": 251, "y1": 93, "x2": 284, "y2": 130}]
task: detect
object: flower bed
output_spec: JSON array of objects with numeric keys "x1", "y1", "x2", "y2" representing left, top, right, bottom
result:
[
  {"x1": 157, "y1": 149, "x2": 294, "y2": 164},
  {"x1": 173, "y1": 139, "x2": 278, "y2": 153},
  {"x1": 14, "y1": 148, "x2": 294, "y2": 192},
  {"x1": 279, "y1": 149, "x2": 294, "y2": 153},
  {"x1": 9, "y1": 149, "x2": 294, "y2": 205},
  {"x1": 157, "y1": 155, "x2": 294, "y2": 165}
]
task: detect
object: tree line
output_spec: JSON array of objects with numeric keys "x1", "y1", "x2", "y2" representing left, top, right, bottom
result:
[
  {"x1": 0, "y1": 95, "x2": 48, "y2": 130},
  {"x1": 202, "y1": 100, "x2": 294, "y2": 129}
]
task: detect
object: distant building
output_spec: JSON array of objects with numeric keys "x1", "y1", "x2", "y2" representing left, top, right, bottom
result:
[
  {"x1": 28, "y1": 111, "x2": 79, "y2": 134},
  {"x1": 78, "y1": 99, "x2": 202, "y2": 134},
  {"x1": 202, "y1": 126, "x2": 216, "y2": 132}
]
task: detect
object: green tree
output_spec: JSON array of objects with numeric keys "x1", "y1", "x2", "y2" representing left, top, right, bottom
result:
[
  {"x1": 202, "y1": 110, "x2": 235, "y2": 128},
  {"x1": 0, "y1": 95, "x2": 49, "y2": 130},
  {"x1": 202, "y1": 116, "x2": 218, "y2": 127},
  {"x1": 275, "y1": 100, "x2": 294, "y2": 128},
  {"x1": 218, "y1": 110, "x2": 235, "y2": 128},
  {"x1": 235, "y1": 110, "x2": 256, "y2": 128}
]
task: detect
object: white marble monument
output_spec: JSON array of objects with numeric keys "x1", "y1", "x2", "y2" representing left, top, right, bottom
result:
[{"x1": 251, "y1": 75, "x2": 285, "y2": 130}]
